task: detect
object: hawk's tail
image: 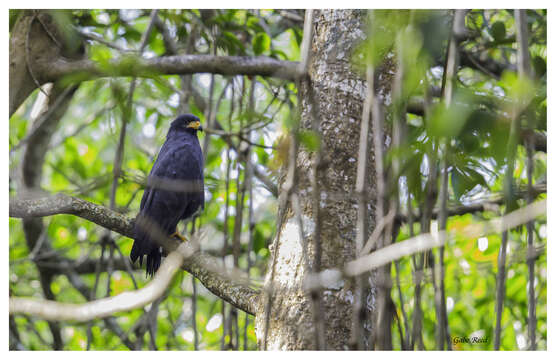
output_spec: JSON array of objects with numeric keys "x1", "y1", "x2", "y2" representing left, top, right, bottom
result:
[{"x1": 131, "y1": 217, "x2": 162, "y2": 277}]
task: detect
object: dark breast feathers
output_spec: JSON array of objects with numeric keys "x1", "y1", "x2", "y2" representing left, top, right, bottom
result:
[{"x1": 130, "y1": 129, "x2": 204, "y2": 276}]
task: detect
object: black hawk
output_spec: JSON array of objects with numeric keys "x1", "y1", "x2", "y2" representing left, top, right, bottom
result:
[{"x1": 131, "y1": 114, "x2": 204, "y2": 276}]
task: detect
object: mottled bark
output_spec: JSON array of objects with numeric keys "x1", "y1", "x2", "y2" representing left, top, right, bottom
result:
[
  {"x1": 9, "y1": 10, "x2": 83, "y2": 117},
  {"x1": 255, "y1": 10, "x2": 392, "y2": 350}
]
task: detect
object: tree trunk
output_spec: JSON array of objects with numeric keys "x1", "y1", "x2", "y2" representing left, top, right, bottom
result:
[
  {"x1": 254, "y1": 9, "x2": 392, "y2": 350},
  {"x1": 9, "y1": 10, "x2": 83, "y2": 117}
]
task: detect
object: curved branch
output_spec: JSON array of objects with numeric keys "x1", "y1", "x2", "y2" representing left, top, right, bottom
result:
[
  {"x1": 305, "y1": 198, "x2": 547, "y2": 292},
  {"x1": 10, "y1": 247, "x2": 185, "y2": 322},
  {"x1": 347, "y1": 199, "x2": 546, "y2": 277},
  {"x1": 9, "y1": 193, "x2": 261, "y2": 315}
]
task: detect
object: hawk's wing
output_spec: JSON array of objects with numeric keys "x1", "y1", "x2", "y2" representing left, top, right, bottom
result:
[{"x1": 131, "y1": 137, "x2": 204, "y2": 275}]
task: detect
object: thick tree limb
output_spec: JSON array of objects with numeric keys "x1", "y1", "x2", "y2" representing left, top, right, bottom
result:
[
  {"x1": 41, "y1": 55, "x2": 300, "y2": 84},
  {"x1": 9, "y1": 193, "x2": 260, "y2": 315}
]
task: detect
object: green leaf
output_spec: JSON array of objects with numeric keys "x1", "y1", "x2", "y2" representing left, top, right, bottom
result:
[
  {"x1": 490, "y1": 21, "x2": 506, "y2": 42},
  {"x1": 9, "y1": 9, "x2": 21, "y2": 31},
  {"x1": 252, "y1": 32, "x2": 271, "y2": 55},
  {"x1": 532, "y1": 55, "x2": 547, "y2": 78},
  {"x1": 246, "y1": 16, "x2": 264, "y2": 33},
  {"x1": 426, "y1": 99, "x2": 471, "y2": 139},
  {"x1": 219, "y1": 31, "x2": 246, "y2": 55},
  {"x1": 298, "y1": 130, "x2": 321, "y2": 152},
  {"x1": 451, "y1": 167, "x2": 487, "y2": 200}
]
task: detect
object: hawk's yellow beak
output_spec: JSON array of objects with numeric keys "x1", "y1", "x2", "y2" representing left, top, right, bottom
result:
[{"x1": 187, "y1": 120, "x2": 202, "y2": 131}]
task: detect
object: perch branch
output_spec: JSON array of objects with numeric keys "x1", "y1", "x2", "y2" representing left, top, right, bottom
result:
[{"x1": 9, "y1": 193, "x2": 260, "y2": 315}]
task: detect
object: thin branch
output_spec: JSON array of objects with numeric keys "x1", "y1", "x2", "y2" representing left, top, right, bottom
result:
[
  {"x1": 74, "y1": 27, "x2": 133, "y2": 53},
  {"x1": 18, "y1": 81, "x2": 80, "y2": 351},
  {"x1": 433, "y1": 9, "x2": 465, "y2": 350},
  {"x1": 192, "y1": 276, "x2": 199, "y2": 350},
  {"x1": 297, "y1": 9, "x2": 327, "y2": 351},
  {"x1": 211, "y1": 117, "x2": 278, "y2": 197},
  {"x1": 10, "y1": 244, "x2": 186, "y2": 322},
  {"x1": 394, "y1": 259, "x2": 410, "y2": 349},
  {"x1": 306, "y1": 198, "x2": 546, "y2": 295},
  {"x1": 346, "y1": 199, "x2": 546, "y2": 277},
  {"x1": 279, "y1": 10, "x2": 304, "y2": 23},
  {"x1": 351, "y1": 53, "x2": 374, "y2": 349},
  {"x1": 109, "y1": 9, "x2": 158, "y2": 211},
  {"x1": 243, "y1": 142, "x2": 255, "y2": 351},
  {"x1": 515, "y1": 9, "x2": 537, "y2": 351},
  {"x1": 153, "y1": 15, "x2": 178, "y2": 55},
  {"x1": 408, "y1": 194, "x2": 425, "y2": 350},
  {"x1": 221, "y1": 93, "x2": 234, "y2": 349},
  {"x1": 494, "y1": 9, "x2": 530, "y2": 347}
]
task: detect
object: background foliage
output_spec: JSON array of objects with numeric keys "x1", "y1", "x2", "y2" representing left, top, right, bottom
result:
[{"x1": 9, "y1": 9, "x2": 546, "y2": 350}]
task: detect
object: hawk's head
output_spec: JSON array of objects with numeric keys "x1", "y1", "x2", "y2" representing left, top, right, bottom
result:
[{"x1": 170, "y1": 114, "x2": 203, "y2": 133}]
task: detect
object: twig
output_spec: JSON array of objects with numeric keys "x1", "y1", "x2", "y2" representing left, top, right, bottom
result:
[
  {"x1": 351, "y1": 50, "x2": 374, "y2": 349},
  {"x1": 394, "y1": 259, "x2": 410, "y2": 349},
  {"x1": 434, "y1": 9, "x2": 465, "y2": 350},
  {"x1": 297, "y1": 9, "x2": 327, "y2": 350},
  {"x1": 515, "y1": 9, "x2": 537, "y2": 350},
  {"x1": 49, "y1": 102, "x2": 115, "y2": 150},
  {"x1": 212, "y1": 117, "x2": 278, "y2": 197},
  {"x1": 201, "y1": 28, "x2": 218, "y2": 163},
  {"x1": 261, "y1": 101, "x2": 299, "y2": 349},
  {"x1": 221, "y1": 83, "x2": 234, "y2": 349},
  {"x1": 74, "y1": 27, "x2": 133, "y2": 53},
  {"x1": 192, "y1": 276, "x2": 199, "y2": 350},
  {"x1": 494, "y1": 8, "x2": 529, "y2": 348},
  {"x1": 243, "y1": 71, "x2": 257, "y2": 351},
  {"x1": 409, "y1": 195, "x2": 425, "y2": 350}
]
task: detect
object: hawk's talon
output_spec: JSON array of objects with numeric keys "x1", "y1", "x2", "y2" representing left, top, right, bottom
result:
[{"x1": 171, "y1": 231, "x2": 188, "y2": 242}]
